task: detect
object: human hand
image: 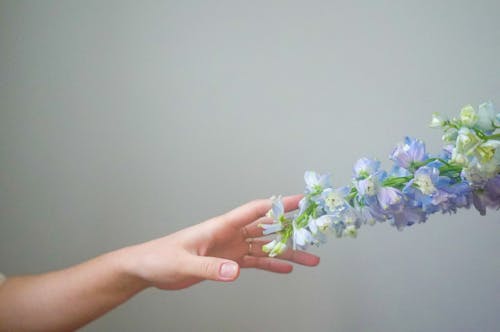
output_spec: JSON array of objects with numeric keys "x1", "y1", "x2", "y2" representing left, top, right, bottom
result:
[{"x1": 123, "y1": 195, "x2": 320, "y2": 290}]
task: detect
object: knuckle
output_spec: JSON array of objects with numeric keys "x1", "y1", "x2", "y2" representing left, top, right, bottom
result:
[{"x1": 200, "y1": 261, "x2": 215, "y2": 277}]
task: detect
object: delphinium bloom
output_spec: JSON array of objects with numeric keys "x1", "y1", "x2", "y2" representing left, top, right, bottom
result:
[{"x1": 261, "y1": 102, "x2": 500, "y2": 256}]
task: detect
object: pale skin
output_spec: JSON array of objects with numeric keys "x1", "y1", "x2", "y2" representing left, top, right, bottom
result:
[{"x1": 0, "y1": 194, "x2": 319, "y2": 331}]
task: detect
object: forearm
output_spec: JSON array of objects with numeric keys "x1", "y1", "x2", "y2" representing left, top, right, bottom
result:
[{"x1": 0, "y1": 247, "x2": 148, "y2": 331}]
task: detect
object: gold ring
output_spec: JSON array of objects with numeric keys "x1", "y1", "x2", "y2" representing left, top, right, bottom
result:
[{"x1": 247, "y1": 240, "x2": 253, "y2": 255}]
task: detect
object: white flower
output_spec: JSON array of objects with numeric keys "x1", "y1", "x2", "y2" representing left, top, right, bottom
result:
[
  {"x1": 474, "y1": 140, "x2": 500, "y2": 164},
  {"x1": 455, "y1": 127, "x2": 481, "y2": 156},
  {"x1": 451, "y1": 148, "x2": 469, "y2": 166},
  {"x1": 460, "y1": 105, "x2": 478, "y2": 127},
  {"x1": 442, "y1": 128, "x2": 458, "y2": 143},
  {"x1": 263, "y1": 240, "x2": 287, "y2": 257},
  {"x1": 309, "y1": 215, "x2": 333, "y2": 235},
  {"x1": 259, "y1": 222, "x2": 283, "y2": 235},
  {"x1": 476, "y1": 101, "x2": 497, "y2": 131},
  {"x1": 343, "y1": 225, "x2": 358, "y2": 238},
  {"x1": 413, "y1": 173, "x2": 438, "y2": 195},
  {"x1": 430, "y1": 113, "x2": 444, "y2": 128},
  {"x1": 293, "y1": 222, "x2": 313, "y2": 250}
]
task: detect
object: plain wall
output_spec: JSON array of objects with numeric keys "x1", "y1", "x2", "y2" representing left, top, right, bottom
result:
[{"x1": 1, "y1": 1, "x2": 499, "y2": 331}]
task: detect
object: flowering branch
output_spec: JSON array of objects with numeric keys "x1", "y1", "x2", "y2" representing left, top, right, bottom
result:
[{"x1": 261, "y1": 101, "x2": 500, "y2": 256}]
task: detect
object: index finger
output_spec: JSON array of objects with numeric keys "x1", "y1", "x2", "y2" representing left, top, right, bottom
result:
[{"x1": 223, "y1": 194, "x2": 303, "y2": 228}]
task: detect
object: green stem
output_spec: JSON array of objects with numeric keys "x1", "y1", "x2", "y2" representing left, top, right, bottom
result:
[
  {"x1": 443, "y1": 121, "x2": 459, "y2": 130},
  {"x1": 485, "y1": 133, "x2": 500, "y2": 140},
  {"x1": 294, "y1": 200, "x2": 317, "y2": 228},
  {"x1": 382, "y1": 176, "x2": 413, "y2": 189}
]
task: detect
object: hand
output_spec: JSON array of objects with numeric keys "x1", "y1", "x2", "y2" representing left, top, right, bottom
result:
[
  {"x1": 124, "y1": 194, "x2": 320, "y2": 290},
  {"x1": 0, "y1": 195, "x2": 320, "y2": 331}
]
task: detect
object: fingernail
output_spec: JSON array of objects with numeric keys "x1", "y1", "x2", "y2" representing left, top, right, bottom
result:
[{"x1": 219, "y1": 262, "x2": 238, "y2": 280}]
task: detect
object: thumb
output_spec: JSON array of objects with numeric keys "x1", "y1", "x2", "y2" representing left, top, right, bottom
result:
[{"x1": 185, "y1": 255, "x2": 240, "y2": 282}]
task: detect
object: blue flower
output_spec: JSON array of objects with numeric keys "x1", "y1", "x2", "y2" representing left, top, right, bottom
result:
[
  {"x1": 321, "y1": 187, "x2": 350, "y2": 214},
  {"x1": 310, "y1": 215, "x2": 334, "y2": 233},
  {"x1": 390, "y1": 137, "x2": 427, "y2": 169},
  {"x1": 304, "y1": 171, "x2": 332, "y2": 195},
  {"x1": 268, "y1": 196, "x2": 284, "y2": 218},
  {"x1": 307, "y1": 215, "x2": 330, "y2": 244},
  {"x1": 440, "y1": 145, "x2": 454, "y2": 161},
  {"x1": 390, "y1": 205, "x2": 427, "y2": 230},
  {"x1": 404, "y1": 166, "x2": 451, "y2": 213},
  {"x1": 356, "y1": 171, "x2": 385, "y2": 198},
  {"x1": 293, "y1": 222, "x2": 314, "y2": 250},
  {"x1": 355, "y1": 204, "x2": 387, "y2": 224},
  {"x1": 260, "y1": 222, "x2": 283, "y2": 235},
  {"x1": 353, "y1": 157, "x2": 380, "y2": 179},
  {"x1": 438, "y1": 181, "x2": 471, "y2": 214},
  {"x1": 262, "y1": 101, "x2": 499, "y2": 257},
  {"x1": 261, "y1": 196, "x2": 285, "y2": 235},
  {"x1": 376, "y1": 187, "x2": 405, "y2": 212},
  {"x1": 353, "y1": 158, "x2": 385, "y2": 200}
]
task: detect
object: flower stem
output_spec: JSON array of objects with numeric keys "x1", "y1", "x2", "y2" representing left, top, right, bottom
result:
[{"x1": 485, "y1": 133, "x2": 500, "y2": 140}]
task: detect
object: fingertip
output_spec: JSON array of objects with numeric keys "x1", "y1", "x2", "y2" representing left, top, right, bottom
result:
[
  {"x1": 218, "y1": 261, "x2": 240, "y2": 281},
  {"x1": 283, "y1": 193, "x2": 304, "y2": 202},
  {"x1": 273, "y1": 261, "x2": 293, "y2": 274},
  {"x1": 311, "y1": 256, "x2": 320, "y2": 267},
  {"x1": 304, "y1": 255, "x2": 320, "y2": 267},
  {"x1": 282, "y1": 194, "x2": 304, "y2": 212}
]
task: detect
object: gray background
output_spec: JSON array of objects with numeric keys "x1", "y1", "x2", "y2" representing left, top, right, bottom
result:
[{"x1": 1, "y1": 1, "x2": 499, "y2": 331}]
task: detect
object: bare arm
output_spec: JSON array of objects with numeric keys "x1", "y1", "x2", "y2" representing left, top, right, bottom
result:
[
  {"x1": 0, "y1": 250, "x2": 146, "y2": 331},
  {"x1": 0, "y1": 195, "x2": 319, "y2": 331}
]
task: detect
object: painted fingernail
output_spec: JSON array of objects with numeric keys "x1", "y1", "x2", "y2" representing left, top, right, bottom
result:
[{"x1": 219, "y1": 262, "x2": 238, "y2": 279}]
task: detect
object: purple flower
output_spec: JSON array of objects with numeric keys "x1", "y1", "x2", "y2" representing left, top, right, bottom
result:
[
  {"x1": 390, "y1": 137, "x2": 427, "y2": 169},
  {"x1": 473, "y1": 175, "x2": 500, "y2": 215},
  {"x1": 377, "y1": 187, "x2": 405, "y2": 213},
  {"x1": 390, "y1": 206, "x2": 427, "y2": 230},
  {"x1": 439, "y1": 182, "x2": 472, "y2": 214},
  {"x1": 404, "y1": 166, "x2": 451, "y2": 213},
  {"x1": 262, "y1": 102, "x2": 500, "y2": 258}
]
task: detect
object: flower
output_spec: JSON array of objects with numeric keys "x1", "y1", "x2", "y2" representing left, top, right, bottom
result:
[
  {"x1": 390, "y1": 137, "x2": 427, "y2": 169},
  {"x1": 476, "y1": 101, "x2": 497, "y2": 132},
  {"x1": 260, "y1": 222, "x2": 283, "y2": 235},
  {"x1": 261, "y1": 196, "x2": 286, "y2": 235},
  {"x1": 261, "y1": 101, "x2": 500, "y2": 256},
  {"x1": 313, "y1": 215, "x2": 334, "y2": 233},
  {"x1": 343, "y1": 225, "x2": 358, "y2": 238},
  {"x1": 304, "y1": 171, "x2": 332, "y2": 195},
  {"x1": 266, "y1": 195, "x2": 284, "y2": 219},
  {"x1": 353, "y1": 157, "x2": 381, "y2": 179},
  {"x1": 404, "y1": 166, "x2": 451, "y2": 213},
  {"x1": 262, "y1": 239, "x2": 287, "y2": 257},
  {"x1": 460, "y1": 105, "x2": 478, "y2": 127},
  {"x1": 430, "y1": 113, "x2": 445, "y2": 128},
  {"x1": 474, "y1": 140, "x2": 500, "y2": 164},
  {"x1": 442, "y1": 128, "x2": 459, "y2": 143},
  {"x1": 293, "y1": 222, "x2": 314, "y2": 250},
  {"x1": 321, "y1": 187, "x2": 349, "y2": 213},
  {"x1": 377, "y1": 187, "x2": 405, "y2": 212},
  {"x1": 455, "y1": 127, "x2": 481, "y2": 157}
]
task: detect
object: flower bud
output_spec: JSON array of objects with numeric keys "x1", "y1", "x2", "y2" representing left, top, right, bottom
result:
[
  {"x1": 430, "y1": 113, "x2": 444, "y2": 128},
  {"x1": 460, "y1": 105, "x2": 478, "y2": 127}
]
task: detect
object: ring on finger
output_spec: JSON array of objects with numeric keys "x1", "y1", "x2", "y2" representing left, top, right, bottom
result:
[{"x1": 247, "y1": 239, "x2": 253, "y2": 255}]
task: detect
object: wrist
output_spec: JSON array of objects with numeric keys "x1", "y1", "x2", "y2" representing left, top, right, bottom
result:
[{"x1": 109, "y1": 246, "x2": 152, "y2": 293}]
